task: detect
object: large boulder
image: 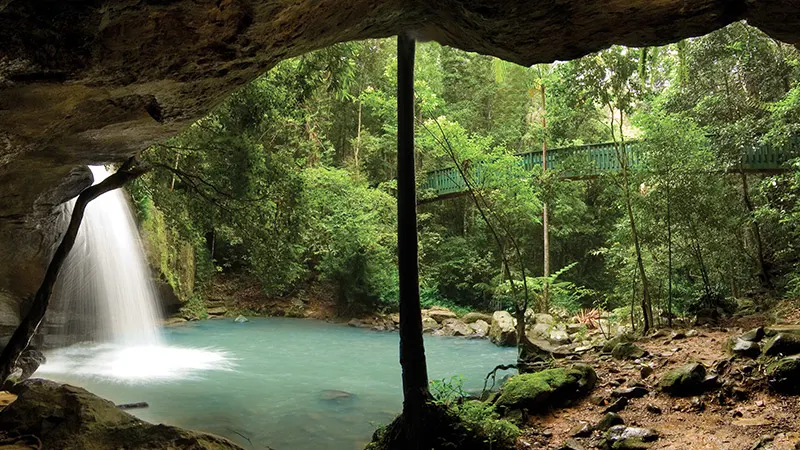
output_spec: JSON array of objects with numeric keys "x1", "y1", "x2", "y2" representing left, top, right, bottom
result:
[
  {"x1": 421, "y1": 316, "x2": 440, "y2": 333},
  {"x1": 658, "y1": 363, "x2": 706, "y2": 396},
  {"x1": 441, "y1": 318, "x2": 472, "y2": 336},
  {"x1": 766, "y1": 356, "x2": 800, "y2": 395},
  {"x1": 729, "y1": 338, "x2": 760, "y2": 358},
  {"x1": 762, "y1": 333, "x2": 800, "y2": 357},
  {"x1": 0, "y1": 379, "x2": 247, "y2": 449},
  {"x1": 470, "y1": 319, "x2": 490, "y2": 337},
  {"x1": 496, "y1": 364, "x2": 597, "y2": 412},
  {"x1": 489, "y1": 311, "x2": 517, "y2": 347},
  {"x1": 549, "y1": 329, "x2": 572, "y2": 345},
  {"x1": 462, "y1": 312, "x2": 493, "y2": 324},
  {"x1": 528, "y1": 323, "x2": 551, "y2": 340},
  {"x1": 427, "y1": 307, "x2": 457, "y2": 323}
]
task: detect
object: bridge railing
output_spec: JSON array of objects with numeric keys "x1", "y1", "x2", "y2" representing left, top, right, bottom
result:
[{"x1": 420, "y1": 137, "x2": 799, "y2": 197}]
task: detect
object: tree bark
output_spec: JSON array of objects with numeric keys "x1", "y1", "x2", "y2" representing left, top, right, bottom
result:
[
  {"x1": 541, "y1": 83, "x2": 550, "y2": 314},
  {"x1": 0, "y1": 158, "x2": 149, "y2": 384},
  {"x1": 397, "y1": 33, "x2": 430, "y2": 450},
  {"x1": 739, "y1": 171, "x2": 772, "y2": 290}
]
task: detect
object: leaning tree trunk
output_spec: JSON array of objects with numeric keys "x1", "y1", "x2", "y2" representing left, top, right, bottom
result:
[
  {"x1": 739, "y1": 170, "x2": 772, "y2": 291},
  {"x1": 0, "y1": 158, "x2": 148, "y2": 384},
  {"x1": 397, "y1": 33, "x2": 430, "y2": 450}
]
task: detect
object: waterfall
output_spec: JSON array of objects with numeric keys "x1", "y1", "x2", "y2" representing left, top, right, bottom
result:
[{"x1": 50, "y1": 166, "x2": 163, "y2": 346}]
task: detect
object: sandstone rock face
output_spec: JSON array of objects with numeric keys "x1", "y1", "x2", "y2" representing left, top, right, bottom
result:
[
  {"x1": 1, "y1": 0, "x2": 799, "y2": 332},
  {"x1": 427, "y1": 307, "x2": 457, "y2": 323},
  {"x1": 462, "y1": 312, "x2": 492, "y2": 324},
  {"x1": 469, "y1": 319, "x2": 489, "y2": 337},
  {"x1": 0, "y1": 379, "x2": 247, "y2": 449}
]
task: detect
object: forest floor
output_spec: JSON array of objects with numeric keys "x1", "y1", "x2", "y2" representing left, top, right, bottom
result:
[{"x1": 518, "y1": 304, "x2": 800, "y2": 450}]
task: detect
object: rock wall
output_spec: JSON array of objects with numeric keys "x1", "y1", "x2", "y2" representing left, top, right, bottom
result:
[{"x1": 1, "y1": 0, "x2": 799, "y2": 338}]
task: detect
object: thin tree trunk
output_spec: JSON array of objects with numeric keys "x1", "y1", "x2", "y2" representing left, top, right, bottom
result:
[
  {"x1": 0, "y1": 158, "x2": 148, "y2": 384},
  {"x1": 397, "y1": 33, "x2": 429, "y2": 450},
  {"x1": 666, "y1": 179, "x2": 673, "y2": 327},
  {"x1": 354, "y1": 98, "x2": 362, "y2": 173},
  {"x1": 739, "y1": 171, "x2": 771, "y2": 290},
  {"x1": 612, "y1": 108, "x2": 652, "y2": 332},
  {"x1": 541, "y1": 83, "x2": 550, "y2": 313}
]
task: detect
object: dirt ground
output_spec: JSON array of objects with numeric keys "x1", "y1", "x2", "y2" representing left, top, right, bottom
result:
[{"x1": 517, "y1": 322, "x2": 800, "y2": 450}]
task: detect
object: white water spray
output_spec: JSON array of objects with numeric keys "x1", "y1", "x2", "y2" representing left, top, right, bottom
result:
[
  {"x1": 51, "y1": 166, "x2": 163, "y2": 346},
  {"x1": 41, "y1": 166, "x2": 232, "y2": 382}
]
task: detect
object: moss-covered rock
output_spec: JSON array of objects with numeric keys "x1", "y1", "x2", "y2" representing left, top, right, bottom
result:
[
  {"x1": 366, "y1": 401, "x2": 517, "y2": 450},
  {"x1": 602, "y1": 334, "x2": 636, "y2": 353},
  {"x1": 766, "y1": 356, "x2": 800, "y2": 395},
  {"x1": 496, "y1": 364, "x2": 597, "y2": 412},
  {"x1": 658, "y1": 363, "x2": 706, "y2": 396},
  {"x1": 0, "y1": 379, "x2": 245, "y2": 449},
  {"x1": 762, "y1": 333, "x2": 800, "y2": 357}
]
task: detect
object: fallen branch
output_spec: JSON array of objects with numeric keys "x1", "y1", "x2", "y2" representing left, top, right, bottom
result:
[{"x1": 0, "y1": 157, "x2": 150, "y2": 384}]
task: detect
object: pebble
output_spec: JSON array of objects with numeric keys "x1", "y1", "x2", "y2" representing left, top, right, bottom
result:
[{"x1": 646, "y1": 403, "x2": 662, "y2": 414}]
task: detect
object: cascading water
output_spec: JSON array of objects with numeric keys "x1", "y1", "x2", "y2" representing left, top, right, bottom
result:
[
  {"x1": 39, "y1": 165, "x2": 231, "y2": 382},
  {"x1": 51, "y1": 166, "x2": 163, "y2": 346}
]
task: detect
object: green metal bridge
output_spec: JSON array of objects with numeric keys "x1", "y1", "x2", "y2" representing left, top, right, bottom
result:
[{"x1": 420, "y1": 139, "x2": 799, "y2": 199}]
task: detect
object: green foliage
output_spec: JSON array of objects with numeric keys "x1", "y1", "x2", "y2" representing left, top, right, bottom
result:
[
  {"x1": 452, "y1": 401, "x2": 520, "y2": 448},
  {"x1": 430, "y1": 375, "x2": 467, "y2": 406}
]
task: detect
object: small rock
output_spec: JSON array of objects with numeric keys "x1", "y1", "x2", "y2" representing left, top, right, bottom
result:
[
  {"x1": 233, "y1": 315, "x2": 248, "y2": 323},
  {"x1": 560, "y1": 438, "x2": 586, "y2": 450},
  {"x1": 604, "y1": 397, "x2": 629, "y2": 413},
  {"x1": 550, "y1": 329, "x2": 572, "y2": 345},
  {"x1": 646, "y1": 403, "x2": 662, "y2": 414},
  {"x1": 686, "y1": 329, "x2": 699, "y2": 338},
  {"x1": 421, "y1": 316, "x2": 439, "y2": 333},
  {"x1": 469, "y1": 319, "x2": 490, "y2": 337},
  {"x1": 671, "y1": 331, "x2": 687, "y2": 340},
  {"x1": 750, "y1": 434, "x2": 774, "y2": 450},
  {"x1": 612, "y1": 342, "x2": 646, "y2": 360},
  {"x1": 702, "y1": 375, "x2": 720, "y2": 391},
  {"x1": 731, "y1": 338, "x2": 761, "y2": 358},
  {"x1": 596, "y1": 412, "x2": 624, "y2": 431},
  {"x1": 542, "y1": 430, "x2": 553, "y2": 438},
  {"x1": 462, "y1": 312, "x2": 493, "y2": 324},
  {"x1": 741, "y1": 327, "x2": 765, "y2": 342},
  {"x1": 690, "y1": 396, "x2": 705, "y2": 411},
  {"x1": 612, "y1": 386, "x2": 649, "y2": 399},
  {"x1": 766, "y1": 356, "x2": 800, "y2": 394},
  {"x1": 640, "y1": 365, "x2": 654, "y2": 379},
  {"x1": 569, "y1": 421, "x2": 593, "y2": 438},
  {"x1": 606, "y1": 425, "x2": 659, "y2": 449},
  {"x1": 658, "y1": 363, "x2": 706, "y2": 396}
]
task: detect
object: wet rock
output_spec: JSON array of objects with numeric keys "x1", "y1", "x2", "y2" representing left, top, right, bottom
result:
[
  {"x1": 731, "y1": 338, "x2": 761, "y2": 358},
  {"x1": 489, "y1": 311, "x2": 517, "y2": 347},
  {"x1": 604, "y1": 397, "x2": 628, "y2": 413},
  {"x1": 658, "y1": 363, "x2": 706, "y2": 396},
  {"x1": 164, "y1": 316, "x2": 187, "y2": 326},
  {"x1": 233, "y1": 315, "x2": 248, "y2": 323},
  {"x1": 612, "y1": 342, "x2": 646, "y2": 360},
  {"x1": 741, "y1": 327, "x2": 765, "y2": 342},
  {"x1": 0, "y1": 379, "x2": 246, "y2": 449},
  {"x1": 470, "y1": 319, "x2": 490, "y2": 337},
  {"x1": 9, "y1": 349, "x2": 45, "y2": 383},
  {"x1": 421, "y1": 316, "x2": 439, "y2": 333},
  {"x1": 612, "y1": 386, "x2": 649, "y2": 399},
  {"x1": 569, "y1": 421, "x2": 593, "y2": 437},
  {"x1": 762, "y1": 333, "x2": 800, "y2": 357},
  {"x1": 496, "y1": 364, "x2": 597, "y2": 412},
  {"x1": 427, "y1": 307, "x2": 457, "y2": 323},
  {"x1": 766, "y1": 356, "x2": 800, "y2": 395},
  {"x1": 207, "y1": 306, "x2": 227, "y2": 316},
  {"x1": 596, "y1": 412, "x2": 624, "y2": 431},
  {"x1": 462, "y1": 312, "x2": 492, "y2": 324},
  {"x1": 320, "y1": 389, "x2": 354, "y2": 400}
]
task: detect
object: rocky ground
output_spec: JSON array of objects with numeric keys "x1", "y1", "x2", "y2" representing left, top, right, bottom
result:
[{"x1": 512, "y1": 323, "x2": 800, "y2": 449}]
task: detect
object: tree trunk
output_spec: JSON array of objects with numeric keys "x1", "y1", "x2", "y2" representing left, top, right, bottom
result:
[
  {"x1": 666, "y1": 179, "x2": 673, "y2": 327},
  {"x1": 739, "y1": 171, "x2": 771, "y2": 290},
  {"x1": 0, "y1": 158, "x2": 148, "y2": 384},
  {"x1": 541, "y1": 83, "x2": 550, "y2": 313},
  {"x1": 397, "y1": 33, "x2": 430, "y2": 450}
]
